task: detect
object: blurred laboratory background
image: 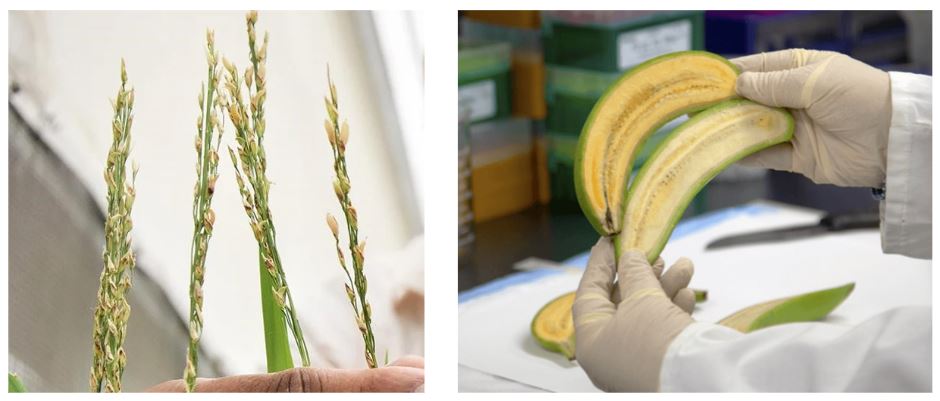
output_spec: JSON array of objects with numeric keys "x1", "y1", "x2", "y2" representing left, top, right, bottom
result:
[
  {"x1": 9, "y1": 11, "x2": 423, "y2": 391},
  {"x1": 457, "y1": 10, "x2": 932, "y2": 291}
]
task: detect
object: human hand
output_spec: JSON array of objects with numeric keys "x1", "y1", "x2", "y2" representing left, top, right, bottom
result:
[
  {"x1": 731, "y1": 49, "x2": 892, "y2": 187},
  {"x1": 146, "y1": 356, "x2": 424, "y2": 392},
  {"x1": 573, "y1": 238, "x2": 695, "y2": 392}
]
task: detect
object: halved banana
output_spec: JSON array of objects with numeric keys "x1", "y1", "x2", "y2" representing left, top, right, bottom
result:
[{"x1": 575, "y1": 51, "x2": 739, "y2": 235}]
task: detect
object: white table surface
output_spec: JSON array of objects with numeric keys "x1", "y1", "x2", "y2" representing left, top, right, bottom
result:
[{"x1": 458, "y1": 201, "x2": 932, "y2": 392}]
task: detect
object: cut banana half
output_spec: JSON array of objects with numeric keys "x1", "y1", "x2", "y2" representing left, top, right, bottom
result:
[
  {"x1": 575, "y1": 51, "x2": 739, "y2": 235},
  {"x1": 718, "y1": 283, "x2": 855, "y2": 333},
  {"x1": 615, "y1": 100, "x2": 794, "y2": 261},
  {"x1": 531, "y1": 284, "x2": 854, "y2": 358},
  {"x1": 530, "y1": 292, "x2": 576, "y2": 360}
]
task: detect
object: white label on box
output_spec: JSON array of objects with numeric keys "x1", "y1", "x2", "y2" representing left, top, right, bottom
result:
[
  {"x1": 617, "y1": 19, "x2": 692, "y2": 70},
  {"x1": 459, "y1": 79, "x2": 497, "y2": 122}
]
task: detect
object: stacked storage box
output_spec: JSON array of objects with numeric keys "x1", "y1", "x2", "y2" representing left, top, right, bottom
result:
[
  {"x1": 704, "y1": 11, "x2": 847, "y2": 57},
  {"x1": 458, "y1": 107, "x2": 474, "y2": 252},
  {"x1": 463, "y1": 11, "x2": 546, "y2": 119},
  {"x1": 459, "y1": 11, "x2": 552, "y2": 223},
  {"x1": 704, "y1": 11, "x2": 921, "y2": 70},
  {"x1": 459, "y1": 38, "x2": 541, "y2": 223},
  {"x1": 542, "y1": 11, "x2": 705, "y2": 212},
  {"x1": 467, "y1": 118, "x2": 536, "y2": 222},
  {"x1": 458, "y1": 41, "x2": 512, "y2": 124}
]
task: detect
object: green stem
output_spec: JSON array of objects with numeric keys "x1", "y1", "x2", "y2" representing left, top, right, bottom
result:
[
  {"x1": 9, "y1": 372, "x2": 27, "y2": 393},
  {"x1": 259, "y1": 252, "x2": 294, "y2": 372},
  {"x1": 262, "y1": 215, "x2": 310, "y2": 366}
]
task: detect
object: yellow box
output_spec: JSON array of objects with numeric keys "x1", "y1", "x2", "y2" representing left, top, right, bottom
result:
[
  {"x1": 511, "y1": 51, "x2": 547, "y2": 120},
  {"x1": 469, "y1": 118, "x2": 536, "y2": 222},
  {"x1": 465, "y1": 11, "x2": 541, "y2": 29}
]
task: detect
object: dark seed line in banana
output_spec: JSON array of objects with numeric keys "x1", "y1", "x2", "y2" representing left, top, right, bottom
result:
[
  {"x1": 598, "y1": 81, "x2": 725, "y2": 226},
  {"x1": 594, "y1": 63, "x2": 734, "y2": 198},
  {"x1": 627, "y1": 124, "x2": 736, "y2": 243}
]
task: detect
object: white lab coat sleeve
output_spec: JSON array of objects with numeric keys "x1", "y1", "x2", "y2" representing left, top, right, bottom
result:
[
  {"x1": 881, "y1": 72, "x2": 932, "y2": 259},
  {"x1": 658, "y1": 306, "x2": 931, "y2": 392}
]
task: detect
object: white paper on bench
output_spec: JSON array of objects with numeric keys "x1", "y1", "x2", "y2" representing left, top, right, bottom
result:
[{"x1": 458, "y1": 205, "x2": 931, "y2": 392}]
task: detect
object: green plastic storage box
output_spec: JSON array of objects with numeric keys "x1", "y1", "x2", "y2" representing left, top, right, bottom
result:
[
  {"x1": 544, "y1": 11, "x2": 704, "y2": 72},
  {"x1": 459, "y1": 41, "x2": 512, "y2": 123},
  {"x1": 545, "y1": 64, "x2": 620, "y2": 134}
]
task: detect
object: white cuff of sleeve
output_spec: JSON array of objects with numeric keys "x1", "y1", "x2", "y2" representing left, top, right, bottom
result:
[
  {"x1": 658, "y1": 322, "x2": 742, "y2": 392},
  {"x1": 881, "y1": 72, "x2": 932, "y2": 259}
]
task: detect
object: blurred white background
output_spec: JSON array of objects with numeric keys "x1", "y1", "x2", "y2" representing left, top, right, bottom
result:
[{"x1": 9, "y1": 10, "x2": 424, "y2": 388}]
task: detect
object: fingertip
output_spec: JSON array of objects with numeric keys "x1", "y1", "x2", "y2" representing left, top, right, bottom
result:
[
  {"x1": 674, "y1": 288, "x2": 696, "y2": 315},
  {"x1": 586, "y1": 236, "x2": 615, "y2": 269},
  {"x1": 661, "y1": 258, "x2": 694, "y2": 299},
  {"x1": 367, "y1": 366, "x2": 425, "y2": 393},
  {"x1": 732, "y1": 49, "x2": 807, "y2": 73},
  {"x1": 652, "y1": 257, "x2": 665, "y2": 279},
  {"x1": 576, "y1": 239, "x2": 618, "y2": 310},
  {"x1": 671, "y1": 258, "x2": 694, "y2": 284},
  {"x1": 615, "y1": 249, "x2": 658, "y2": 286},
  {"x1": 674, "y1": 257, "x2": 694, "y2": 275},
  {"x1": 390, "y1": 355, "x2": 424, "y2": 369},
  {"x1": 591, "y1": 236, "x2": 613, "y2": 252},
  {"x1": 728, "y1": 52, "x2": 763, "y2": 73},
  {"x1": 737, "y1": 151, "x2": 765, "y2": 168},
  {"x1": 735, "y1": 72, "x2": 756, "y2": 98},
  {"x1": 737, "y1": 142, "x2": 796, "y2": 172}
]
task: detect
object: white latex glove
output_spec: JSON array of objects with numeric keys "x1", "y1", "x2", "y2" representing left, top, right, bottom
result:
[
  {"x1": 573, "y1": 238, "x2": 694, "y2": 392},
  {"x1": 731, "y1": 49, "x2": 892, "y2": 187}
]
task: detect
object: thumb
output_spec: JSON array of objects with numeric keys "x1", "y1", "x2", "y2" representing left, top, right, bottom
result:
[
  {"x1": 145, "y1": 366, "x2": 425, "y2": 392},
  {"x1": 574, "y1": 238, "x2": 617, "y2": 326},
  {"x1": 736, "y1": 65, "x2": 815, "y2": 109},
  {"x1": 737, "y1": 142, "x2": 795, "y2": 172}
]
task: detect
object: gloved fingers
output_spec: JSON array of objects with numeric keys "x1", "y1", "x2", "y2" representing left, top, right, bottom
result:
[
  {"x1": 730, "y1": 48, "x2": 830, "y2": 72},
  {"x1": 651, "y1": 257, "x2": 665, "y2": 279},
  {"x1": 585, "y1": 237, "x2": 615, "y2": 272},
  {"x1": 737, "y1": 142, "x2": 795, "y2": 172},
  {"x1": 660, "y1": 257, "x2": 694, "y2": 299},
  {"x1": 615, "y1": 250, "x2": 665, "y2": 303},
  {"x1": 736, "y1": 64, "x2": 817, "y2": 109},
  {"x1": 574, "y1": 238, "x2": 616, "y2": 325},
  {"x1": 673, "y1": 288, "x2": 696, "y2": 315},
  {"x1": 730, "y1": 49, "x2": 801, "y2": 73}
]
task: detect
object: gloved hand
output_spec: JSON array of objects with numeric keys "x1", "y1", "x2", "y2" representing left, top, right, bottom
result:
[
  {"x1": 731, "y1": 49, "x2": 892, "y2": 187},
  {"x1": 573, "y1": 238, "x2": 695, "y2": 392}
]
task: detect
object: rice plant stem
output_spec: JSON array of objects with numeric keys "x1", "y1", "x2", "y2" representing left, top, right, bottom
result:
[
  {"x1": 8, "y1": 372, "x2": 27, "y2": 393},
  {"x1": 183, "y1": 30, "x2": 224, "y2": 392},
  {"x1": 90, "y1": 59, "x2": 138, "y2": 392},
  {"x1": 221, "y1": 11, "x2": 309, "y2": 371},
  {"x1": 325, "y1": 70, "x2": 377, "y2": 368}
]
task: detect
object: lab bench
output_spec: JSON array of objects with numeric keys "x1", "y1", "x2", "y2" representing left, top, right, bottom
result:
[
  {"x1": 458, "y1": 205, "x2": 596, "y2": 292},
  {"x1": 457, "y1": 170, "x2": 878, "y2": 292}
]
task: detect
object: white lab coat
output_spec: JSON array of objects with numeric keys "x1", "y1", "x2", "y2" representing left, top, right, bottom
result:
[{"x1": 659, "y1": 72, "x2": 933, "y2": 392}]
